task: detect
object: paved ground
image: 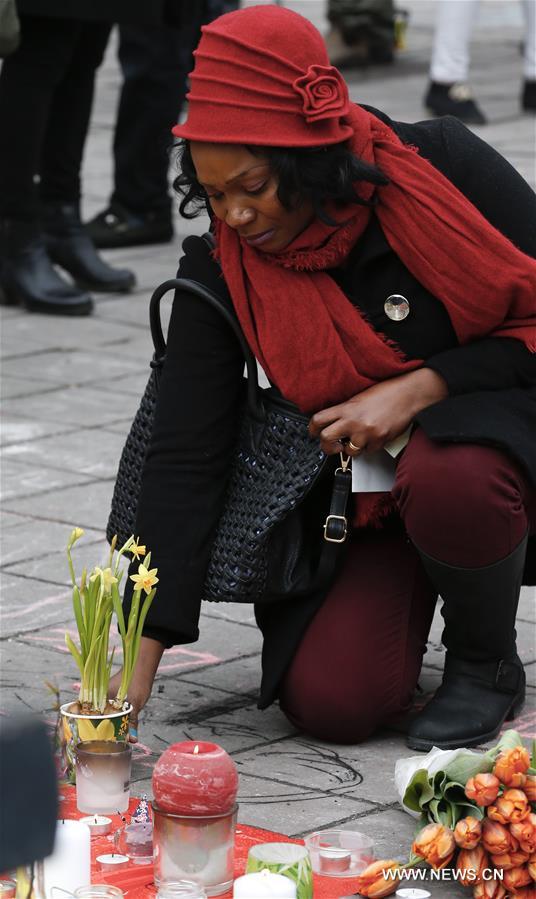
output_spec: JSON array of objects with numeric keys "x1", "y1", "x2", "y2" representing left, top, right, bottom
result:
[{"x1": 1, "y1": 2, "x2": 535, "y2": 896}]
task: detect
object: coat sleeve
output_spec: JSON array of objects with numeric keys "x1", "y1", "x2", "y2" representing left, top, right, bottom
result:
[
  {"x1": 423, "y1": 116, "x2": 536, "y2": 394},
  {"x1": 122, "y1": 235, "x2": 245, "y2": 647}
]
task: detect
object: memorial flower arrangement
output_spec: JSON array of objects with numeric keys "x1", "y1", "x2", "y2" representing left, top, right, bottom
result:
[
  {"x1": 354, "y1": 731, "x2": 536, "y2": 898},
  {"x1": 65, "y1": 527, "x2": 158, "y2": 715},
  {"x1": 59, "y1": 528, "x2": 158, "y2": 781}
]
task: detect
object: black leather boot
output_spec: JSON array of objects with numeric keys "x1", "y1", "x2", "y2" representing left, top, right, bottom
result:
[
  {"x1": 44, "y1": 202, "x2": 136, "y2": 293},
  {"x1": 0, "y1": 219, "x2": 93, "y2": 316},
  {"x1": 407, "y1": 535, "x2": 528, "y2": 751}
]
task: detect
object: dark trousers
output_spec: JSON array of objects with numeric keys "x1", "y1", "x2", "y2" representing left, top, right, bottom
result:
[
  {"x1": 0, "y1": 15, "x2": 110, "y2": 219},
  {"x1": 111, "y1": 23, "x2": 193, "y2": 214},
  {"x1": 327, "y1": 0, "x2": 395, "y2": 44},
  {"x1": 280, "y1": 430, "x2": 535, "y2": 744},
  {"x1": 111, "y1": 1, "x2": 240, "y2": 214}
]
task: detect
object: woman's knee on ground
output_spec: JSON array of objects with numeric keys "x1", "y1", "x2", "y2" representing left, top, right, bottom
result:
[{"x1": 279, "y1": 669, "x2": 401, "y2": 744}]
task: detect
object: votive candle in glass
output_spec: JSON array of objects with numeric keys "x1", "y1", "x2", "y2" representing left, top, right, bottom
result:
[
  {"x1": 74, "y1": 888, "x2": 124, "y2": 899},
  {"x1": 157, "y1": 883, "x2": 207, "y2": 899},
  {"x1": 75, "y1": 741, "x2": 132, "y2": 814},
  {"x1": 152, "y1": 802, "x2": 238, "y2": 897}
]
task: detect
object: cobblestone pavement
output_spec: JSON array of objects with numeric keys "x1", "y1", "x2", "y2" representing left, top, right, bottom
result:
[{"x1": 1, "y1": 3, "x2": 535, "y2": 895}]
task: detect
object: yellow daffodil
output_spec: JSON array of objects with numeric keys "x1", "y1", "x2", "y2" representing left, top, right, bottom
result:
[
  {"x1": 89, "y1": 566, "x2": 118, "y2": 594},
  {"x1": 130, "y1": 563, "x2": 159, "y2": 595},
  {"x1": 67, "y1": 527, "x2": 84, "y2": 549},
  {"x1": 130, "y1": 538, "x2": 146, "y2": 560}
]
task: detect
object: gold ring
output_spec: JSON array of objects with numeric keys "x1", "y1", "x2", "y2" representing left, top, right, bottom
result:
[{"x1": 348, "y1": 440, "x2": 361, "y2": 452}]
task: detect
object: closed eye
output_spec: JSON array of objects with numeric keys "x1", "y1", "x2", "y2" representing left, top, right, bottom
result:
[
  {"x1": 245, "y1": 182, "x2": 268, "y2": 195},
  {"x1": 205, "y1": 182, "x2": 268, "y2": 201}
]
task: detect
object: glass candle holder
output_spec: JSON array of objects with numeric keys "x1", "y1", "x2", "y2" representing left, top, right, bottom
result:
[
  {"x1": 74, "y1": 887, "x2": 124, "y2": 899},
  {"x1": 303, "y1": 829, "x2": 374, "y2": 877},
  {"x1": 75, "y1": 740, "x2": 132, "y2": 814},
  {"x1": 152, "y1": 801, "x2": 238, "y2": 897},
  {"x1": 114, "y1": 821, "x2": 153, "y2": 864},
  {"x1": 157, "y1": 883, "x2": 207, "y2": 899}
]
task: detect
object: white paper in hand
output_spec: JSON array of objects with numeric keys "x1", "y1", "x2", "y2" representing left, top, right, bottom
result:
[{"x1": 351, "y1": 428, "x2": 412, "y2": 493}]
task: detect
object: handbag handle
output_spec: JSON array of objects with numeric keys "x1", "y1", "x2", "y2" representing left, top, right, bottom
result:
[{"x1": 149, "y1": 276, "x2": 265, "y2": 421}]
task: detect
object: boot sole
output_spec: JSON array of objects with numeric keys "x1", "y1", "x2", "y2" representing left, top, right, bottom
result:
[
  {"x1": 87, "y1": 230, "x2": 174, "y2": 249},
  {"x1": 406, "y1": 695, "x2": 525, "y2": 751},
  {"x1": 74, "y1": 278, "x2": 136, "y2": 294},
  {"x1": 4, "y1": 288, "x2": 94, "y2": 316}
]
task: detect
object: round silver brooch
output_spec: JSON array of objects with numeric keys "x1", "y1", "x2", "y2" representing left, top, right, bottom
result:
[{"x1": 384, "y1": 294, "x2": 410, "y2": 321}]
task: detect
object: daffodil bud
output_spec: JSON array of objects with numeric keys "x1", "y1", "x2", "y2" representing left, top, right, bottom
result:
[{"x1": 67, "y1": 526, "x2": 84, "y2": 549}]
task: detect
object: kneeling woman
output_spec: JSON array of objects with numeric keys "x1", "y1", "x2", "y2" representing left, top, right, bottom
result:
[{"x1": 113, "y1": 6, "x2": 536, "y2": 751}]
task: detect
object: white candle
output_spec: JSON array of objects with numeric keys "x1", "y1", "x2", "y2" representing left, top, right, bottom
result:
[
  {"x1": 395, "y1": 890, "x2": 432, "y2": 898},
  {"x1": 96, "y1": 854, "x2": 130, "y2": 871},
  {"x1": 319, "y1": 846, "x2": 351, "y2": 874},
  {"x1": 42, "y1": 820, "x2": 91, "y2": 899},
  {"x1": 79, "y1": 815, "x2": 112, "y2": 836},
  {"x1": 233, "y1": 870, "x2": 297, "y2": 898}
]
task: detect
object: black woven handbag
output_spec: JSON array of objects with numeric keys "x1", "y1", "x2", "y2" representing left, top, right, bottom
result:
[{"x1": 107, "y1": 275, "x2": 352, "y2": 603}]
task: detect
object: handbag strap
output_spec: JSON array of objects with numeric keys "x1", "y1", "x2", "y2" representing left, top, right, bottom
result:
[
  {"x1": 149, "y1": 275, "x2": 265, "y2": 421},
  {"x1": 148, "y1": 254, "x2": 353, "y2": 548}
]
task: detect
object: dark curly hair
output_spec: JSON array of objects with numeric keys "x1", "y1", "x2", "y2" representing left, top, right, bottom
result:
[{"x1": 173, "y1": 140, "x2": 389, "y2": 224}]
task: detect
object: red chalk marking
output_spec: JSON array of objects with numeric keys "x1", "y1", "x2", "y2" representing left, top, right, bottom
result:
[
  {"x1": 159, "y1": 646, "x2": 221, "y2": 672},
  {"x1": 1, "y1": 592, "x2": 68, "y2": 620}
]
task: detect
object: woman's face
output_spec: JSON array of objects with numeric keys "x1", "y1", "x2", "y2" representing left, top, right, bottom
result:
[{"x1": 190, "y1": 142, "x2": 314, "y2": 253}]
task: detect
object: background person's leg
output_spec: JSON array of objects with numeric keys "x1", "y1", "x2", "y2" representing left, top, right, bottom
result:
[
  {"x1": 0, "y1": 15, "x2": 92, "y2": 314},
  {"x1": 326, "y1": 0, "x2": 396, "y2": 66},
  {"x1": 424, "y1": 0, "x2": 486, "y2": 124},
  {"x1": 279, "y1": 529, "x2": 437, "y2": 744},
  {"x1": 40, "y1": 21, "x2": 134, "y2": 294},
  {"x1": 522, "y1": 0, "x2": 536, "y2": 109},
  {"x1": 87, "y1": 22, "x2": 195, "y2": 248},
  {"x1": 394, "y1": 428, "x2": 535, "y2": 750}
]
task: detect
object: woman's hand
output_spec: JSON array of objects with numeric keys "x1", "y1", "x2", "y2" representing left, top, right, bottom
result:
[
  {"x1": 308, "y1": 368, "x2": 448, "y2": 455},
  {"x1": 109, "y1": 636, "x2": 165, "y2": 743}
]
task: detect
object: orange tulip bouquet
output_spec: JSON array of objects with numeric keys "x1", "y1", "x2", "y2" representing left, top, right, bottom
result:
[{"x1": 353, "y1": 730, "x2": 536, "y2": 898}]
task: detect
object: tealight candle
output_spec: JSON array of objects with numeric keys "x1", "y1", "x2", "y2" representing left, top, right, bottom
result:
[
  {"x1": 79, "y1": 815, "x2": 113, "y2": 836},
  {"x1": 318, "y1": 846, "x2": 351, "y2": 874},
  {"x1": 233, "y1": 871, "x2": 297, "y2": 898},
  {"x1": 395, "y1": 889, "x2": 432, "y2": 898},
  {"x1": 96, "y1": 854, "x2": 130, "y2": 871}
]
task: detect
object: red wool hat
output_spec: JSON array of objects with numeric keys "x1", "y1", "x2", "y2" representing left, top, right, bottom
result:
[{"x1": 172, "y1": 4, "x2": 354, "y2": 146}]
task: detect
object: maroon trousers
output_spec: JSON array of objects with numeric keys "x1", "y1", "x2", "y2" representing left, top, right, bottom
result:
[{"x1": 279, "y1": 430, "x2": 535, "y2": 744}]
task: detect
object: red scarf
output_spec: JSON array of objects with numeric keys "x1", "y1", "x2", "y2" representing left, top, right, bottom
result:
[{"x1": 215, "y1": 105, "x2": 536, "y2": 414}]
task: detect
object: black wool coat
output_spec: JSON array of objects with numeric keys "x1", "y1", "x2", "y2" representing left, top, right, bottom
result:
[{"x1": 124, "y1": 111, "x2": 536, "y2": 709}]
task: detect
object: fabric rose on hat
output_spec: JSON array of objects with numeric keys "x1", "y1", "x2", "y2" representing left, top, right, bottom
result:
[{"x1": 293, "y1": 64, "x2": 350, "y2": 123}]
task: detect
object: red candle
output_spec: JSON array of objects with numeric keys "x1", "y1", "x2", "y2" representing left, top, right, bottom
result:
[{"x1": 152, "y1": 740, "x2": 239, "y2": 815}]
